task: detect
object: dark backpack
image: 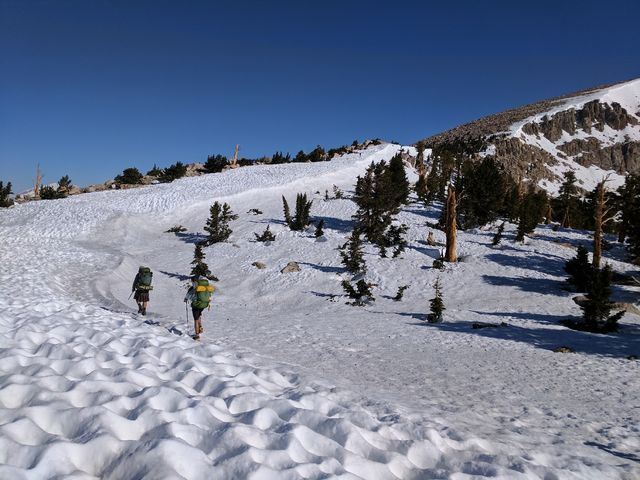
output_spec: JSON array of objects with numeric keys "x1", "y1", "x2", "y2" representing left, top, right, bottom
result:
[
  {"x1": 192, "y1": 279, "x2": 214, "y2": 309},
  {"x1": 137, "y1": 267, "x2": 153, "y2": 290}
]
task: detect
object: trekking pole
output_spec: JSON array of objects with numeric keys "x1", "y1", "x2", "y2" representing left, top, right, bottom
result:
[
  {"x1": 128, "y1": 291, "x2": 134, "y2": 300},
  {"x1": 185, "y1": 302, "x2": 189, "y2": 336}
]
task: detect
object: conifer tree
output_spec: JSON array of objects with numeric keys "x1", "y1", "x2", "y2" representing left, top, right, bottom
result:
[
  {"x1": 147, "y1": 164, "x2": 163, "y2": 177},
  {"x1": 203, "y1": 154, "x2": 229, "y2": 173},
  {"x1": 558, "y1": 171, "x2": 580, "y2": 228},
  {"x1": 190, "y1": 243, "x2": 216, "y2": 279},
  {"x1": 160, "y1": 162, "x2": 187, "y2": 183},
  {"x1": 315, "y1": 219, "x2": 325, "y2": 237},
  {"x1": 579, "y1": 265, "x2": 624, "y2": 332},
  {"x1": 204, "y1": 202, "x2": 238, "y2": 244},
  {"x1": 617, "y1": 174, "x2": 640, "y2": 263},
  {"x1": 283, "y1": 193, "x2": 312, "y2": 230},
  {"x1": 115, "y1": 167, "x2": 143, "y2": 184},
  {"x1": 492, "y1": 222, "x2": 505, "y2": 246},
  {"x1": 353, "y1": 161, "x2": 396, "y2": 247},
  {"x1": 255, "y1": 225, "x2": 276, "y2": 242},
  {"x1": 387, "y1": 153, "x2": 410, "y2": 206},
  {"x1": 458, "y1": 157, "x2": 507, "y2": 228},
  {"x1": 340, "y1": 230, "x2": 366, "y2": 274},
  {"x1": 415, "y1": 173, "x2": 428, "y2": 203},
  {"x1": 57, "y1": 175, "x2": 72, "y2": 197},
  {"x1": 341, "y1": 279, "x2": 374, "y2": 306},
  {"x1": 427, "y1": 277, "x2": 445, "y2": 323},
  {"x1": 565, "y1": 245, "x2": 593, "y2": 292},
  {"x1": 0, "y1": 181, "x2": 13, "y2": 207},
  {"x1": 516, "y1": 188, "x2": 548, "y2": 241}
]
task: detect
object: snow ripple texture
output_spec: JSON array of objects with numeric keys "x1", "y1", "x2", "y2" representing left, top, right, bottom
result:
[{"x1": 1, "y1": 144, "x2": 638, "y2": 479}]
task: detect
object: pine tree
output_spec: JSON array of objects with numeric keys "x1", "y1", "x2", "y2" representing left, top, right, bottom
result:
[
  {"x1": 147, "y1": 164, "x2": 163, "y2": 177},
  {"x1": 617, "y1": 174, "x2": 640, "y2": 263},
  {"x1": 516, "y1": 188, "x2": 548, "y2": 241},
  {"x1": 341, "y1": 279, "x2": 374, "y2": 306},
  {"x1": 204, "y1": 202, "x2": 238, "y2": 244},
  {"x1": 383, "y1": 223, "x2": 408, "y2": 258},
  {"x1": 340, "y1": 230, "x2": 366, "y2": 274},
  {"x1": 387, "y1": 153, "x2": 410, "y2": 206},
  {"x1": 283, "y1": 193, "x2": 312, "y2": 230},
  {"x1": 427, "y1": 277, "x2": 445, "y2": 323},
  {"x1": 558, "y1": 171, "x2": 580, "y2": 228},
  {"x1": 458, "y1": 157, "x2": 507, "y2": 228},
  {"x1": 203, "y1": 154, "x2": 229, "y2": 173},
  {"x1": 492, "y1": 222, "x2": 505, "y2": 246},
  {"x1": 160, "y1": 162, "x2": 187, "y2": 182},
  {"x1": 190, "y1": 243, "x2": 217, "y2": 279},
  {"x1": 315, "y1": 219, "x2": 325, "y2": 237},
  {"x1": 39, "y1": 185, "x2": 59, "y2": 200},
  {"x1": 579, "y1": 265, "x2": 623, "y2": 332},
  {"x1": 0, "y1": 181, "x2": 13, "y2": 207},
  {"x1": 415, "y1": 174, "x2": 428, "y2": 203},
  {"x1": 255, "y1": 225, "x2": 276, "y2": 242},
  {"x1": 115, "y1": 167, "x2": 143, "y2": 184},
  {"x1": 57, "y1": 175, "x2": 72, "y2": 197},
  {"x1": 565, "y1": 245, "x2": 593, "y2": 292}
]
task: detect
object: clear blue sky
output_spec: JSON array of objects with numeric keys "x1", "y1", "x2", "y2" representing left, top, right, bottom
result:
[{"x1": 1, "y1": 0, "x2": 639, "y2": 192}]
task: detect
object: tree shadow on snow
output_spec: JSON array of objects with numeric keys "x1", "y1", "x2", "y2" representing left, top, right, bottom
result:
[
  {"x1": 407, "y1": 244, "x2": 441, "y2": 258},
  {"x1": 159, "y1": 270, "x2": 191, "y2": 281},
  {"x1": 174, "y1": 232, "x2": 208, "y2": 245},
  {"x1": 313, "y1": 215, "x2": 355, "y2": 233},
  {"x1": 486, "y1": 252, "x2": 567, "y2": 276},
  {"x1": 584, "y1": 441, "x2": 640, "y2": 463},
  {"x1": 298, "y1": 262, "x2": 344, "y2": 274},
  {"x1": 482, "y1": 274, "x2": 567, "y2": 296},
  {"x1": 408, "y1": 318, "x2": 640, "y2": 358}
]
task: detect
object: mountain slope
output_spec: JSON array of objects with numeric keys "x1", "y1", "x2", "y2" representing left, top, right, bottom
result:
[
  {"x1": 0, "y1": 145, "x2": 639, "y2": 479},
  {"x1": 422, "y1": 78, "x2": 640, "y2": 193}
]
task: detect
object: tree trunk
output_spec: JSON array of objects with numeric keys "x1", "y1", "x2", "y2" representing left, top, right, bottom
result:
[
  {"x1": 593, "y1": 181, "x2": 604, "y2": 269},
  {"x1": 445, "y1": 187, "x2": 457, "y2": 263},
  {"x1": 544, "y1": 204, "x2": 552, "y2": 225}
]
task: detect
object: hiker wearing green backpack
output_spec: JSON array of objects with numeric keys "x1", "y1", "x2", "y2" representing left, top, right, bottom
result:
[
  {"x1": 184, "y1": 275, "x2": 215, "y2": 340},
  {"x1": 132, "y1": 266, "x2": 153, "y2": 315}
]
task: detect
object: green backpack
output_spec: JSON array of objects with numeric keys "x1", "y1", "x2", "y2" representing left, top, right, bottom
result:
[
  {"x1": 192, "y1": 279, "x2": 214, "y2": 309},
  {"x1": 137, "y1": 267, "x2": 153, "y2": 290}
]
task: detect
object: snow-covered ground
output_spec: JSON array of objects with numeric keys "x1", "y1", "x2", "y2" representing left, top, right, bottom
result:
[{"x1": 1, "y1": 144, "x2": 639, "y2": 479}]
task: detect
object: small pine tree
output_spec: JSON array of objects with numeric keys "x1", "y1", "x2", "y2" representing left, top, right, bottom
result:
[
  {"x1": 492, "y1": 222, "x2": 505, "y2": 246},
  {"x1": 39, "y1": 185, "x2": 59, "y2": 200},
  {"x1": 204, "y1": 202, "x2": 238, "y2": 244},
  {"x1": 383, "y1": 223, "x2": 408, "y2": 258},
  {"x1": 283, "y1": 193, "x2": 312, "y2": 230},
  {"x1": 415, "y1": 174, "x2": 428, "y2": 203},
  {"x1": 147, "y1": 164, "x2": 163, "y2": 177},
  {"x1": 315, "y1": 219, "x2": 325, "y2": 237},
  {"x1": 516, "y1": 188, "x2": 548, "y2": 241},
  {"x1": 387, "y1": 153, "x2": 410, "y2": 206},
  {"x1": 255, "y1": 225, "x2": 276, "y2": 242},
  {"x1": 57, "y1": 175, "x2": 72, "y2": 197},
  {"x1": 340, "y1": 230, "x2": 366, "y2": 274},
  {"x1": 393, "y1": 285, "x2": 409, "y2": 301},
  {"x1": 0, "y1": 181, "x2": 13, "y2": 207},
  {"x1": 341, "y1": 279, "x2": 374, "y2": 306},
  {"x1": 190, "y1": 243, "x2": 212, "y2": 278},
  {"x1": 333, "y1": 185, "x2": 344, "y2": 199},
  {"x1": 579, "y1": 265, "x2": 624, "y2": 332},
  {"x1": 160, "y1": 162, "x2": 187, "y2": 182},
  {"x1": 565, "y1": 245, "x2": 593, "y2": 292},
  {"x1": 115, "y1": 167, "x2": 143, "y2": 184},
  {"x1": 427, "y1": 277, "x2": 445, "y2": 323},
  {"x1": 203, "y1": 154, "x2": 229, "y2": 173}
]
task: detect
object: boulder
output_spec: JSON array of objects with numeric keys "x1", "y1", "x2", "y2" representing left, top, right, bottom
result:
[
  {"x1": 252, "y1": 262, "x2": 267, "y2": 270},
  {"x1": 281, "y1": 261, "x2": 300, "y2": 273}
]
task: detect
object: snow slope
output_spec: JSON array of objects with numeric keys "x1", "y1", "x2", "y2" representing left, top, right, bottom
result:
[{"x1": 1, "y1": 144, "x2": 639, "y2": 479}]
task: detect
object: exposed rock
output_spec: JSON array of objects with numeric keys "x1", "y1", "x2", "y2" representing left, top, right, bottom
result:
[
  {"x1": 553, "y1": 346, "x2": 575, "y2": 353},
  {"x1": 281, "y1": 261, "x2": 300, "y2": 273},
  {"x1": 471, "y1": 322, "x2": 508, "y2": 329},
  {"x1": 252, "y1": 262, "x2": 267, "y2": 270},
  {"x1": 572, "y1": 295, "x2": 589, "y2": 307}
]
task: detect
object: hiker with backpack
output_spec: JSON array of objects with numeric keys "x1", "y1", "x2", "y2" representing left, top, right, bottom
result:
[
  {"x1": 132, "y1": 266, "x2": 153, "y2": 315},
  {"x1": 184, "y1": 275, "x2": 215, "y2": 340}
]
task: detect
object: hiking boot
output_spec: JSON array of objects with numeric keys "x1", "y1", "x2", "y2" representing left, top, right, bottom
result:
[
  {"x1": 192, "y1": 334, "x2": 200, "y2": 341},
  {"x1": 142, "y1": 307, "x2": 146, "y2": 316}
]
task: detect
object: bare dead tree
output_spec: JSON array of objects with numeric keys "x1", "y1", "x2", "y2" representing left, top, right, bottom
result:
[
  {"x1": 593, "y1": 176, "x2": 617, "y2": 269},
  {"x1": 445, "y1": 186, "x2": 457, "y2": 263}
]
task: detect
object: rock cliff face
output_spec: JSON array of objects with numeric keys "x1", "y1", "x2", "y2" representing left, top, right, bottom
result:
[{"x1": 420, "y1": 78, "x2": 640, "y2": 193}]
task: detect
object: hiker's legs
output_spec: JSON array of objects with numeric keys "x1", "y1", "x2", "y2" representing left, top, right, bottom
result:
[
  {"x1": 192, "y1": 307, "x2": 203, "y2": 335},
  {"x1": 141, "y1": 301, "x2": 148, "y2": 315}
]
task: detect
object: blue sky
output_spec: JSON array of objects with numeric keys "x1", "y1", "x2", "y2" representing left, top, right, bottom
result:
[{"x1": 1, "y1": 0, "x2": 639, "y2": 192}]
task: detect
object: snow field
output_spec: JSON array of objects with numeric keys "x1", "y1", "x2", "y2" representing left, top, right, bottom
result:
[{"x1": 1, "y1": 143, "x2": 639, "y2": 479}]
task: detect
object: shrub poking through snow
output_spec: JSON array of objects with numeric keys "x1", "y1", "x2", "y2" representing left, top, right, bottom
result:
[
  {"x1": 203, "y1": 154, "x2": 229, "y2": 173},
  {"x1": 393, "y1": 285, "x2": 409, "y2": 301},
  {"x1": 569, "y1": 264, "x2": 624, "y2": 333},
  {"x1": 340, "y1": 230, "x2": 366, "y2": 274},
  {"x1": 190, "y1": 243, "x2": 215, "y2": 279},
  {"x1": 247, "y1": 208, "x2": 263, "y2": 215},
  {"x1": 115, "y1": 167, "x2": 143, "y2": 185},
  {"x1": 427, "y1": 277, "x2": 445, "y2": 323},
  {"x1": 315, "y1": 219, "x2": 325, "y2": 238},
  {"x1": 165, "y1": 225, "x2": 187, "y2": 234},
  {"x1": 0, "y1": 181, "x2": 13, "y2": 207},
  {"x1": 39, "y1": 185, "x2": 60, "y2": 200},
  {"x1": 204, "y1": 202, "x2": 238, "y2": 244},
  {"x1": 383, "y1": 224, "x2": 408, "y2": 258},
  {"x1": 160, "y1": 162, "x2": 187, "y2": 183},
  {"x1": 282, "y1": 193, "x2": 312, "y2": 231},
  {"x1": 57, "y1": 175, "x2": 72, "y2": 197},
  {"x1": 255, "y1": 225, "x2": 276, "y2": 242},
  {"x1": 342, "y1": 279, "x2": 374, "y2": 306},
  {"x1": 432, "y1": 256, "x2": 445, "y2": 270},
  {"x1": 146, "y1": 164, "x2": 163, "y2": 177},
  {"x1": 333, "y1": 185, "x2": 344, "y2": 199},
  {"x1": 492, "y1": 222, "x2": 505, "y2": 246},
  {"x1": 565, "y1": 245, "x2": 593, "y2": 292}
]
